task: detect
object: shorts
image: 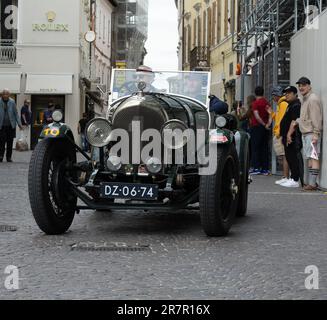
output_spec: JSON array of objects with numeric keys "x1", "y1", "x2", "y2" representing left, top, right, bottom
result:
[
  {"x1": 273, "y1": 136, "x2": 285, "y2": 157},
  {"x1": 302, "y1": 133, "x2": 321, "y2": 160}
]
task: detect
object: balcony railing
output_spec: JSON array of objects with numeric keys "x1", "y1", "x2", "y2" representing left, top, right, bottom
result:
[
  {"x1": 0, "y1": 40, "x2": 17, "y2": 64},
  {"x1": 190, "y1": 46, "x2": 210, "y2": 71}
]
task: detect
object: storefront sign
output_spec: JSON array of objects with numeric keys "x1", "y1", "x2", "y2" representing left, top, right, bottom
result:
[{"x1": 32, "y1": 11, "x2": 69, "y2": 32}]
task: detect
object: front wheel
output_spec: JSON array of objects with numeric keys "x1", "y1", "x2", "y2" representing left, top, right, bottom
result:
[
  {"x1": 28, "y1": 139, "x2": 77, "y2": 235},
  {"x1": 199, "y1": 144, "x2": 240, "y2": 237}
]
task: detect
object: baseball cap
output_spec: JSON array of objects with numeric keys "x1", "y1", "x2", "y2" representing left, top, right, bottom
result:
[
  {"x1": 283, "y1": 86, "x2": 298, "y2": 94},
  {"x1": 296, "y1": 77, "x2": 311, "y2": 85},
  {"x1": 271, "y1": 86, "x2": 283, "y2": 97}
]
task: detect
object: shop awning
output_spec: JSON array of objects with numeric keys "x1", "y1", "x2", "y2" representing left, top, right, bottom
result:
[
  {"x1": 25, "y1": 74, "x2": 73, "y2": 95},
  {"x1": 0, "y1": 73, "x2": 22, "y2": 93}
]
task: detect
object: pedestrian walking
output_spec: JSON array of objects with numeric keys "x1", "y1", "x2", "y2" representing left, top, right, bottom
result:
[
  {"x1": 249, "y1": 86, "x2": 271, "y2": 175},
  {"x1": 279, "y1": 86, "x2": 302, "y2": 188},
  {"x1": 0, "y1": 89, "x2": 23, "y2": 162},
  {"x1": 266, "y1": 86, "x2": 290, "y2": 185},
  {"x1": 78, "y1": 113, "x2": 89, "y2": 152},
  {"x1": 289, "y1": 77, "x2": 323, "y2": 191}
]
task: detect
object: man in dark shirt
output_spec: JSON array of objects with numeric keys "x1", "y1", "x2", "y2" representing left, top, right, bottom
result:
[
  {"x1": 249, "y1": 86, "x2": 271, "y2": 175},
  {"x1": 279, "y1": 86, "x2": 302, "y2": 188},
  {"x1": 21, "y1": 99, "x2": 32, "y2": 126},
  {"x1": 78, "y1": 113, "x2": 89, "y2": 152}
]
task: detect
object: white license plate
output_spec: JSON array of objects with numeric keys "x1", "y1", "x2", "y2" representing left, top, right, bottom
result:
[{"x1": 100, "y1": 183, "x2": 158, "y2": 200}]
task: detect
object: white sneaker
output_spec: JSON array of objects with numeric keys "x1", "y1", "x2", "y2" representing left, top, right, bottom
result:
[
  {"x1": 280, "y1": 179, "x2": 300, "y2": 188},
  {"x1": 275, "y1": 177, "x2": 289, "y2": 185}
]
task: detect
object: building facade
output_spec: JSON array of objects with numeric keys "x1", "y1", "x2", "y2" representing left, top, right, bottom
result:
[
  {"x1": 176, "y1": 0, "x2": 240, "y2": 107},
  {"x1": 291, "y1": 8, "x2": 327, "y2": 189},
  {"x1": 0, "y1": 0, "x2": 117, "y2": 149},
  {"x1": 112, "y1": 0, "x2": 149, "y2": 69}
]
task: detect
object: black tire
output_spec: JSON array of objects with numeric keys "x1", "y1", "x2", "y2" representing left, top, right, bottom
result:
[
  {"x1": 236, "y1": 143, "x2": 250, "y2": 217},
  {"x1": 199, "y1": 144, "x2": 240, "y2": 237},
  {"x1": 28, "y1": 139, "x2": 77, "y2": 235}
]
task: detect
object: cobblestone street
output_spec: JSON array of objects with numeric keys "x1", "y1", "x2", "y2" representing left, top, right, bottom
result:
[{"x1": 1, "y1": 151, "x2": 327, "y2": 300}]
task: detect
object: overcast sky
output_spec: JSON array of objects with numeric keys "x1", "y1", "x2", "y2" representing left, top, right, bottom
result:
[{"x1": 144, "y1": 1, "x2": 179, "y2": 71}]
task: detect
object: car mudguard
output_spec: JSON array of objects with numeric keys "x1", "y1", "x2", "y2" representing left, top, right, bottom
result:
[
  {"x1": 39, "y1": 122, "x2": 75, "y2": 142},
  {"x1": 234, "y1": 130, "x2": 250, "y2": 175}
]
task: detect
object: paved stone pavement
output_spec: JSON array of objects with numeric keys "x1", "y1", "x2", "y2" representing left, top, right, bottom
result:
[{"x1": 0, "y1": 150, "x2": 327, "y2": 300}]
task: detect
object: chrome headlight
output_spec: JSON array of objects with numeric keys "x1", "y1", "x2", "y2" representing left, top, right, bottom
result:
[
  {"x1": 106, "y1": 155, "x2": 122, "y2": 172},
  {"x1": 146, "y1": 157, "x2": 162, "y2": 174},
  {"x1": 86, "y1": 118, "x2": 112, "y2": 148},
  {"x1": 215, "y1": 116, "x2": 227, "y2": 128},
  {"x1": 52, "y1": 110, "x2": 63, "y2": 123},
  {"x1": 162, "y1": 120, "x2": 189, "y2": 150}
]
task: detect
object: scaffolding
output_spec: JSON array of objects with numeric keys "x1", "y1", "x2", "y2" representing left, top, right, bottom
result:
[
  {"x1": 234, "y1": 0, "x2": 327, "y2": 100},
  {"x1": 112, "y1": 0, "x2": 149, "y2": 69}
]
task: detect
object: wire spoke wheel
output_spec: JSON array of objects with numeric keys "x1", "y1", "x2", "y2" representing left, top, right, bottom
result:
[{"x1": 28, "y1": 139, "x2": 77, "y2": 235}]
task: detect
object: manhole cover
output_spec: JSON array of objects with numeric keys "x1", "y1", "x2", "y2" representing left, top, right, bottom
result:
[
  {"x1": 71, "y1": 242, "x2": 151, "y2": 252},
  {"x1": 0, "y1": 225, "x2": 17, "y2": 232}
]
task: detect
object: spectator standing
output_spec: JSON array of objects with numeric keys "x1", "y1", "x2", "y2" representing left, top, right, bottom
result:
[
  {"x1": 249, "y1": 86, "x2": 271, "y2": 175},
  {"x1": 289, "y1": 77, "x2": 323, "y2": 191},
  {"x1": 0, "y1": 89, "x2": 23, "y2": 162},
  {"x1": 267, "y1": 86, "x2": 290, "y2": 185},
  {"x1": 78, "y1": 113, "x2": 89, "y2": 152},
  {"x1": 238, "y1": 96, "x2": 256, "y2": 132},
  {"x1": 279, "y1": 86, "x2": 302, "y2": 188},
  {"x1": 21, "y1": 99, "x2": 32, "y2": 140}
]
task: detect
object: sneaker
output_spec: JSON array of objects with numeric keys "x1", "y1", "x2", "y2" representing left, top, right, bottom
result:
[
  {"x1": 6, "y1": 159, "x2": 13, "y2": 163},
  {"x1": 261, "y1": 170, "x2": 271, "y2": 176},
  {"x1": 0, "y1": 158, "x2": 3, "y2": 163},
  {"x1": 280, "y1": 179, "x2": 300, "y2": 188},
  {"x1": 250, "y1": 169, "x2": 261, "y2": 175},
  {"x1": 275, "y1": 177, "x2": 289, "y2": 185}
]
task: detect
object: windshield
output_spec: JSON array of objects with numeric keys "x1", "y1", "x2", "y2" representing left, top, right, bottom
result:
[{"x1": 110, "y1": 69, "x2": 211, "y2": 106}]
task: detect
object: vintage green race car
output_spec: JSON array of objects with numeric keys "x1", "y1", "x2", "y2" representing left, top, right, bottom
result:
[{"x1": 28, "y1": 70, "x2": 250, "y2": 237}]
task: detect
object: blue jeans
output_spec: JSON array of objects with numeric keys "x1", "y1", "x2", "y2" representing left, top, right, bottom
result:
[{"x1": 250, "y1": 125, "x2": 269, "y2": 171}]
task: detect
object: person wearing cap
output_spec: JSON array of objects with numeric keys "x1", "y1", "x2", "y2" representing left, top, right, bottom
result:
[
  {"x1": 267, "y1": 86, "x2": 289, "y2": 185},
  {"x1": 118, "y1": 65, "x2": 157, "y2": 95},
  {"x1": 289, "y1": 77, "x2": 323, "y2": 191},
  {"x1": 278, "y1": 86, "x2": 302, "y2": 188},
  {"x1": 249, "y1": 86, "x2": 271, "y2": 175},
  {"x1": 135, "y1": 65, "x2": 157, "y2": 92}
]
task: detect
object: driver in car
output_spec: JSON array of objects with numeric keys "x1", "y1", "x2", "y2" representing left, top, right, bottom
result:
[{"x1": 118, "y1": 65, "x2": 158, "y2": 95}]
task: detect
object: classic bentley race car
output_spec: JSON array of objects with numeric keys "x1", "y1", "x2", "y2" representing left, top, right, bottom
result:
[{"x1": 28, "y1": 69, "x2": 250, "y2": 237}]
